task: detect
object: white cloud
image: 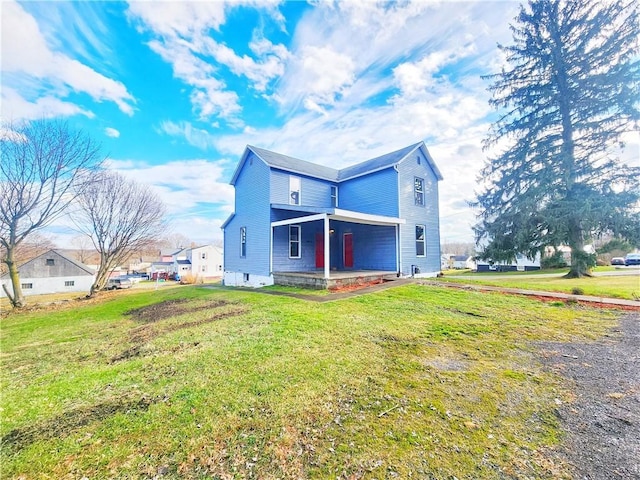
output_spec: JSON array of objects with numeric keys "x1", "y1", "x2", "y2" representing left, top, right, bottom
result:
[
  {"x1": 127, "y1": 1, "x2": 289, "y2": 124},
  {"x1": 105, "y1": 127, "x2": 120, "y2": 138},
  {"x1": 157, "y1": 121, "x2": 217, "y2": 150},
  {"x1": 1, "y1": 0, "x2": 135, "y2": 119},
  {"x1": 207, "y1": 1, "x2": 520, "y2": 243},
  {"x1": 107, "y1": 158, "x2": 234, "y2": 213},
  {"x1": 1, "y1": 86, "x2": 95, "y2": 120}
]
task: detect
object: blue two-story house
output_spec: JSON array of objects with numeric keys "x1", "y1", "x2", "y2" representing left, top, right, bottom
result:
[{"x1": 222, "y1": 141, "x2": 443, "y2": 288}]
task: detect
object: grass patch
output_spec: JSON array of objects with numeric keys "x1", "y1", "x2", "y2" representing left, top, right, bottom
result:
[
  {"x1": 1, "y1": 283, "x2": 619, "y2": 478},
  {"x1": 441, "y1": 272, "x2": 639, "y2": 300}
]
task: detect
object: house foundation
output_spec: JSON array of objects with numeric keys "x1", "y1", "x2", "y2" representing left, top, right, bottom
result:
[{"x1": 272, "y1": 270, "x2": 399, "y2": 290}]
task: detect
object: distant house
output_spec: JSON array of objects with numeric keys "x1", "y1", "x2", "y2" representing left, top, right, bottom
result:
[
  {"x1": 0, "y1": 250, "x2": 95, "y2": 297},
  {"x1": 150, "y1": 245, "x2": 223, "y2": 280},
  {"x1": 222, "y1": 142, "x2": 443, "y2": 287},
  {"x1": 476, "y1": 252, "x2": 541, "y2": 272},
  {"x1": 452, "y1": 255, "x2": 475, "y2": 270}
]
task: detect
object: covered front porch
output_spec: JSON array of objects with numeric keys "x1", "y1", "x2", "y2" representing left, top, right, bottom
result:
[{"x1": 270, "y1": 205, "x2": 405, "y2": 288}]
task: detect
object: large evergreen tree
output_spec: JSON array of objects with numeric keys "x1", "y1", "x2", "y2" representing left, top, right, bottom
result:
[{"x1": 474, "y1": 0, "x2": 640, "y2": 277}]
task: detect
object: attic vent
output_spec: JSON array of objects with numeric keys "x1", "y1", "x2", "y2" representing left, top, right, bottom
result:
[
  {"x1": 417, "y1": 156, "x2": 421, "y2": 165},
  {"x1": 46, "y1": 258, "x2": 55, "y2": 266}
]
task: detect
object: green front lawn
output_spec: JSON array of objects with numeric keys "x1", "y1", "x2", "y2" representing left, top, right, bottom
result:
[
  {"x1": 1, "y1": 284, "x2": 619, "y2": 478},
  {"x1": 440, "y1": 271, "x2": 639, "y2": 300}
]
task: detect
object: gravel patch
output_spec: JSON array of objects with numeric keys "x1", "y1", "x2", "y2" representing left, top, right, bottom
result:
[{"x1": 538, "y1": 312, "x2": 640, "y2": 479}]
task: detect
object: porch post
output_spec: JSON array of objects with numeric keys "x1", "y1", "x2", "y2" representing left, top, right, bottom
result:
[
  {"x1": 324, "y1": 214, "x2": 330, "y2": 279},
  {"x1": 269, "y1": 226, "x2": 274, "y2": 274},
  {"x1": 396, "y1": 223, "x2": 402, "y2": 275},
  {"x1": 395, "y1": 224, "x2": 400, "y2": 273}
]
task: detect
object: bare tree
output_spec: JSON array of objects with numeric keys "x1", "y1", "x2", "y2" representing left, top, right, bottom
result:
[
  {"x1": 0, "y1": 120, "x2": 103, "y2": 307},
  {"x1": 70, "y1": 234, "x2": 99, "y2": 265},
  {"x1": 74, "y1": 171, "x2": 166, "y2": 296},
  {"x1": 160, "y1": 232, "x2": 192, "y2": 250}
]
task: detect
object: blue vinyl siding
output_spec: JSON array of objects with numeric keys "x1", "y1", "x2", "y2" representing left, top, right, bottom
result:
[
  {"x1": 270, "y1": 169, "x2": 334, "y2": 208},
  {"x1": 223, "y1": 152, "x2": 271, "y2": 276},
  {"x1": 339, "y1": 168, "x2": 399, "y2": 217},
  {"x1": 272, "y1": 221, "x2": 322, "y2": 271},
  {"x1": 397, "y1": 150, "x2": 441, "y2": 275},
  {"x1": 332, "y1": 222, "x2": 397, "y2": 271}
]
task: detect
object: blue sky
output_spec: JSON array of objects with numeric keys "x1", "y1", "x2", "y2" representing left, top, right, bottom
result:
[{"x1": 4, "y1": 1, "x2": 636, "y2": 247}]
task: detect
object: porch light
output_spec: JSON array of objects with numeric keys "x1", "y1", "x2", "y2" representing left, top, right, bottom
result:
[{"x1": 329, "y1": 229, "x2": 335, "y2": 235}]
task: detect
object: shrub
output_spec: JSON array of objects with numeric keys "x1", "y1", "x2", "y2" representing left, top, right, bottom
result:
[
  {"x1": 541, "y1": 250, "x2": 567, "y2": 269},
  {"x1": 179, "y1": 273, "x2": 199, "y2": 285},
  {"x1": 571, "y1": 287, "x2": 585, "y2": 295}
]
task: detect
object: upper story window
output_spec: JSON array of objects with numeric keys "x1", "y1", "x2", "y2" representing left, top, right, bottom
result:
[
  {"x1": 240, "y1": 227, "x2": 247, "y2": 257},
  {"x1": 330, "y1": 185, "x2": 338, "y2": 207},
  {"x1": 46, "y1": 258, "x2": 55, "y2": 266},
  {"x1": 289, "y1": 225, "x2": 301, "y2": 258},
  {"x1": 414, "y1": 177, "x2": 425, "y2": 206},
  {"x1": 201, "y1": 252, "x2": 206, "y2": 260},
  {"x1": 416, "y1": 225, "x2": 426, "y2": 257},
  {"x1": 289, "y1": 176, "x2": 301, "y2": 205}
]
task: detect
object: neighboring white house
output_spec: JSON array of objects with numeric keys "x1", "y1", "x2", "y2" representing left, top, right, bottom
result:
[
  {"x1": 150, "y1": 245, "x2": 223, "y2": 280},
  {"x1": 476, "y1": 252, "x2": 541, "y2": 272},
  {"x1": 0, "y1": 250, "x2": 95, "y2": 298},
  {"x1": 187, "y1": 245, "x2": 223, "y2": 279},
  {"x1": 452, "y1": 255, "x2": 475, "y2": 270},
  {"x1": 441, "y1": 254, "x2": 475, "y2": 270}
]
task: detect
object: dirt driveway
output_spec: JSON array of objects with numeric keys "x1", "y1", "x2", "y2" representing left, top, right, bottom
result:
[{"x1": 539, "y1": 312, "x2": 639, "y2": 479}]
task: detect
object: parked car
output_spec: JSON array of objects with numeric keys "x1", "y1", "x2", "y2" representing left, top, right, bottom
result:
[
  {"x1": 611, "y1": 257, "x2": 625, "y2": 266},
  {"x1": 106, "y1": 277, "x2": 133, "y2": 290},
  {"x1": 624, "y1": 253, "x2": 640, "y2": 266}
]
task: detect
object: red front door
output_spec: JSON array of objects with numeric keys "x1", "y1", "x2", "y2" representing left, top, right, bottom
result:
[
  {"x1": 315, "y1": 233, "x2": 324, "y2": 268},
  {"x1": 343, "y1": 233, "x2": 353, "y2": 268}
]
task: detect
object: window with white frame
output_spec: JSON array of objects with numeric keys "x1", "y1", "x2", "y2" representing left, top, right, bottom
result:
[
  {"x1": 65, "y1": 280, "x2": 75, "y2": 287},
  {"x1": 201, "y1": 252, "x2": 206, "y2": 259},
  {"x1": 330, "y1": 185, "x2": 338, "y2": 207},
  {"x1": 22, "y1": 283, "x2": 33, "y2": 289},
  {"x1": 240, "y1": 227, "x2": 247, "y2": 257},
  {"x1": 289, "y1": 225, "x2": 301, "y2": 258},
  {"x1": 289, "y1": 176, "x2": 301, "y2": 205},
  {"x1": 416, "y1": 225, "x2": 426, "y2": 257},
  {"x1": 414, "y1": 177, "x2": 425, "y2": 206}
]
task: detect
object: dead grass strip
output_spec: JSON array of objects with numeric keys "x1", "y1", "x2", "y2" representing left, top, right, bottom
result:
[
  {"x1": 1, "y1": 396, "x2": 159, "y2": 453},
  {"x1": 110, "y1": 307, "x2": 248, "y2": 363}
]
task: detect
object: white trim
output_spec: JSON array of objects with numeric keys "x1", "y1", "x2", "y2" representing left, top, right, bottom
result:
[
  {"x1": 331, "y1": 208, "x2": 405, "y2": 226},
  {"x1": 289, "y1": 225, "x2": 301, "y2": 258},
  {"x1": 224, "y1": 271, "x2": 274, "y2": 288},
  {"x1": 269, "y1": 226, "x2": 274, "y2": 274},
  {"x1": 395, "y1": 224, "x2": 400, "y2": 273},
  {"x1": 289, "y1": 175, "x2": 301, "y2": 205},
  {"x1": 416, "y1": 224, "x2": 426, "y2": 257},
  {"x1": 271, "y1": 213, "x2": 326, "y2": 227},
  {"x1": 324, "y1": 215, "x2": 330, "y2": 279}
]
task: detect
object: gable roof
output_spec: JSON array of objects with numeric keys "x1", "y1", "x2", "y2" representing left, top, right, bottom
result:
[
  {"x1": 229, "y1": 141, "x2": 443, "y2": 186},
  {"x1": 1, "y1": 249, "x2": 94, "y2": 279},
  {"x1": 337, "y1": 142, "x2": 421, "y2": 181}
]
